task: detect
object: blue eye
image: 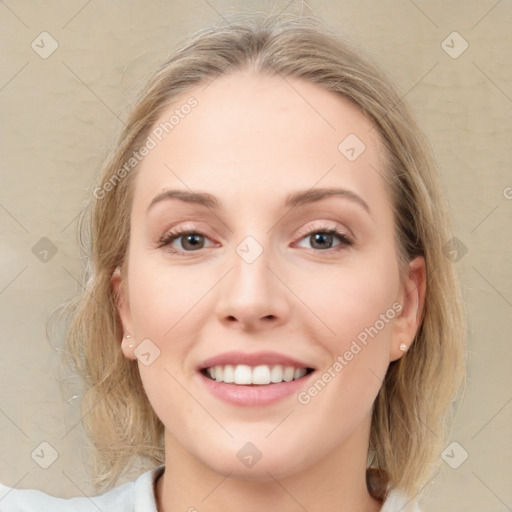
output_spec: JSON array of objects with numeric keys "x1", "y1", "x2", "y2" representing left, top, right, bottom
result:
[
  {"x1": 296, "y1": 228, "x2": 353, "y2": 251},
  {"x1": 157, "y1": 226, "x2": 353, "y2": 255},
  {"x1": 157, "y1": 229, "x2": 213, "y2": 252}
]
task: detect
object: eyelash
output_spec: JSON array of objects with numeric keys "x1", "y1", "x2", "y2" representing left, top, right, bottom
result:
[{"x1": 157, "y1": 225, "x2": 354, "y2": 255}]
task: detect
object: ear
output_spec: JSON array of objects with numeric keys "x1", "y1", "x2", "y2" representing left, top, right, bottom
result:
[
  {"x1": 389, "y1": 256, "x2": 426, "y2": 362},
  {"x1": 111, "y1": 266, "x2": 137, "y2": 361}
]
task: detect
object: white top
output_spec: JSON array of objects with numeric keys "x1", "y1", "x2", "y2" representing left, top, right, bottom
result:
[{"x1": 0, "y1": 465, "x2": 421, "y2": 511}]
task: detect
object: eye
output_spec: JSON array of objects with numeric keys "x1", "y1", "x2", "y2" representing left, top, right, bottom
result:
[
  {"x1": 157, "y1": 228, "x2": 216, "y2": 254},
  {"x1": 157, "y1": 225, "x2": 354, "y2": 255},
  {"x1": 295, "y1": 226, "x2": 353, "y2": 252}
]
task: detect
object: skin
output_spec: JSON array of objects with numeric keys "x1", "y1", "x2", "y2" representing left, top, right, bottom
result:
[{"x1": 112, "y1": 71, "x2": 426, "y2": 512}]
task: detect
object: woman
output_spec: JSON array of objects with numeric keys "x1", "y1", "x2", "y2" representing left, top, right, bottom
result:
[{"x1": 0, "y1": 12, "x2": 466, "y2": 512}]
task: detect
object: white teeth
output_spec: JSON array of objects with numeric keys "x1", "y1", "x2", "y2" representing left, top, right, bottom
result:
[
  {"x1": 283, "y1": 366, "x2": 295, "y2": 382},
  {"x1": 294, "y1": 368, "x2": 307, "y2": 380},
  {"x1": 223, "y1": 364, "x2": 234, "y2": 383},
  {"x1": 270, "y1": 365, "x2": 283, "y2": 383},
  {"x1": 252, "y1": 365, "x2": 271, "y2": 385},
  {"x1": 234, "y1": 364, "x2": 252, "y2": 384},
  {"x1": 204, "y1": 364, "x2": 310, "y2": 385}
]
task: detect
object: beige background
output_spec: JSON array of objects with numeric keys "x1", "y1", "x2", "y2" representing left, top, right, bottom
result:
[{"x1": 1, "y1": 1, "x2": 511, "y2": 510}]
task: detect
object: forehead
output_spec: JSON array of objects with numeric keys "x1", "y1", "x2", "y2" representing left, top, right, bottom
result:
[{"x1": 131, "y1": 71, "x2": 389, "y2": 213}]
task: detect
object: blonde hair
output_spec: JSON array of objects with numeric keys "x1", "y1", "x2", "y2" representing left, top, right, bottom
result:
[{"x1": 61, "y1": 12, "x2": 466, "y2": 500}]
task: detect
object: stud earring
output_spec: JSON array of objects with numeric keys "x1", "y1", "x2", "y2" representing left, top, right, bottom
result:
[
  {"x1": 124, "y1": 335, "x2": 134, "y2": 348},
  {"x1": 399, "y1": 343, "x2": 408, "y2": 352}
]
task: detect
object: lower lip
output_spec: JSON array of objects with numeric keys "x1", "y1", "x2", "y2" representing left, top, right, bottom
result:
[{"x1": 198, "y1": 371, "x2": 315, "y2": 407}]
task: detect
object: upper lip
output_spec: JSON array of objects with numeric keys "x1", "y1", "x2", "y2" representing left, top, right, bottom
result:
[{"x1": 198, "y1": 351, "x2": 315, "y2": 370}]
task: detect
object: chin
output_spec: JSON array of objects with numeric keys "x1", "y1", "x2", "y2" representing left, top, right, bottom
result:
[{"x1": 196, "y1": 440, "x2": 318, "y2": 482}]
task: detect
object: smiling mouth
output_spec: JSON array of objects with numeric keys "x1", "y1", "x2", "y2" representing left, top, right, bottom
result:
[{"x1": 200, "y1": 364, "x2": 315, "y2": 385}]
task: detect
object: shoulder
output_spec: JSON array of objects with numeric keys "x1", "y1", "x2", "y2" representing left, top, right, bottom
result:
[
  {"x1": 0, "y1": 465, "x2": 164, "y2": 512},
  {"x1": 381, "y1": 488, "x2": 422, "y2": 512}
]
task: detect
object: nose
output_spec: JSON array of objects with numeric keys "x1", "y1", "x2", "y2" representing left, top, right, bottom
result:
[{"x1": 215, "y1": 239, "x2": 291, "y2": 332}]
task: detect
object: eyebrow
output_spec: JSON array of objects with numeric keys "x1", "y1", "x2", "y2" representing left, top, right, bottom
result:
[
  {"x1": 148, "y1": 187, "x2": 371, "y2": 215},
  {"x1": 148, "y1": 189, "x2": 218, "y2": 211},
  {"x1": 285, "y1": 187, "x2": 371, "y2": 215}
]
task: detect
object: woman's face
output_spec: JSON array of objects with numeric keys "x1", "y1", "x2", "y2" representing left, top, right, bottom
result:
[{"x1": 113, "y1": 71, "x2": 425, "y2": 480}]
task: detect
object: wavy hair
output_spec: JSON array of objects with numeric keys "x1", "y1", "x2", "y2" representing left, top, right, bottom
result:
[{"x1": 60, "y1": 12, "x2": 466, "y2": 500}]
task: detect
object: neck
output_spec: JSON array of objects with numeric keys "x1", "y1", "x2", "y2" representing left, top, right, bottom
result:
[{"x1": 156, "y1": 416, "x2": 382, "y2": 512}]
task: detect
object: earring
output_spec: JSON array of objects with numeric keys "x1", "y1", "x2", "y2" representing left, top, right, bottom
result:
[
  {"x1": 124, "y1": 335, "x2": 134, "y2": 348},
  {"x1": 399, "y1": 343, "x2": 408, "y2": 352}
]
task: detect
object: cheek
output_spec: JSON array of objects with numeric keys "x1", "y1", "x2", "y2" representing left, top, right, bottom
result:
[
  {"x1": 297, "y1": 256, "x2": 399, "y2": 414},
  {"x1": 304, "y1": 256, "x2": 399, "y2": 353},
  {"x1": 125, "y1": 256, "x2": 210, "y2": 425},
  {"x1": 127, "y1": 255, "x2": 203, "y2": 339}
]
